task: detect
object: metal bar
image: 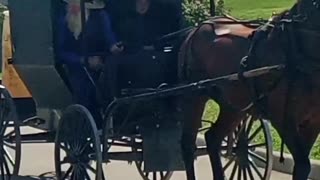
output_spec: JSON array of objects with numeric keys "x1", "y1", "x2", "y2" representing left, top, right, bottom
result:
[
  {"x1": 206, "y1": 19, "x2": 269, "y2": 25},
  {"x1": 8, "y1": 116, "x2": 46, "y2": 129},
  {"x1": 105, "y1": 151, "x2": 143, "y2": 162},
  {"x1": 107, "y1": 64, "x2": 285, "y2": 106},
  {"x1": 210, "y1": 0, "x2": 216, "y2": 16},
  {"x1": 8, "y1": 131, "x2": 55, "y2": 144},
  {"x1": 107, "y1": 141, "x2": 142, "y2": 149},
  {"x1": 21, "y1": 116, "x2": 46, "y2": 127},
  {"x1": 156, "y1": 26, "x2": 194, "y2": 42}
]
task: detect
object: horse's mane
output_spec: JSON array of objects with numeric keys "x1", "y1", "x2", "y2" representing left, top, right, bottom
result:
[
  {"x1": 261, "y1": 2, "x2": 298, "y2": 42},
  {"x1": 270, "y1": 3, "x2": 298, "y2": 23}
]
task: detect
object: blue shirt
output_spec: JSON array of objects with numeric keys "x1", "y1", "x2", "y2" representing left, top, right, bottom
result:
[{"x1": 56, "y1": 8, "x2": 118, "y2": 66}]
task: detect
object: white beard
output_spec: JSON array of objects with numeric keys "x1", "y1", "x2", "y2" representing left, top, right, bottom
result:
[{"x1": 65, "y1": 9, "x2": 89, "y2": 40}]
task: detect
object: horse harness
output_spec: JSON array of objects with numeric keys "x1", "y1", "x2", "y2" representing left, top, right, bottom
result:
[{"x1": 238, "y1": 2, "x2": 320, "y2": 163}]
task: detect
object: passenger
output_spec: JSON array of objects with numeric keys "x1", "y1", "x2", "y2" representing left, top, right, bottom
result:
[
  {"x1": 108, "y1": 0, "x2": 183, "y2": 53},
  {"x1": 56, "y1": 0, "x2": 123, "y2": 128},
  {"x1": 101, "y1": 0, "x2": 183, "y2": 101}
]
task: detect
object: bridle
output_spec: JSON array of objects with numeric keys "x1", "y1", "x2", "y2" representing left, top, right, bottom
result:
[
  {"x1": 312, "y1": 0, "x2": 320, "y2": 9},
  {"x1": 215, "y1": 0, "x2": 320, "y2": 164},
  {"x1": 295, "y1": 0, "x2": 320, "y2": 25}
]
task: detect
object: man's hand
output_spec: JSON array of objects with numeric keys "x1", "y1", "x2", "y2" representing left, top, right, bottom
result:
[
  {"x1": 110, "y1": 43, "x2": 124, "y2": 54},
  {"x1": 88, "y1": 56, "x2": 103, "y2": 71}
]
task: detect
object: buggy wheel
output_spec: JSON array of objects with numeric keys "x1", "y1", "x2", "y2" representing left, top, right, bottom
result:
[
  {"x1": 0, "y1": 86, "x2": 21, "y2": 179},
  {"x1": 221, "y1": 115, "x2": 273, "y2": 180},
  {"x1": 132, "y1": 137, "x2": 173, "y2": 180},
  {"x1": 55, "y1": 104, "x2": 104, "y2": 180}
]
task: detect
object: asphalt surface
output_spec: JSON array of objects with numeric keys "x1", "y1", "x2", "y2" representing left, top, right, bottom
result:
[{"x1": 8, "y1": 127, "x2": 294, "y2": 180}]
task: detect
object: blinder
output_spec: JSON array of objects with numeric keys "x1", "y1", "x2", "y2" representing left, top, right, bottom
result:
[{"x1": 312, "y1": 0, "x2": 320, "y2": 9}]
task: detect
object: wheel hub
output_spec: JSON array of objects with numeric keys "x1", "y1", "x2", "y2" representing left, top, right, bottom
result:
[{"x1": 64, "y1": 152, "x2": 91, "y2": 164}]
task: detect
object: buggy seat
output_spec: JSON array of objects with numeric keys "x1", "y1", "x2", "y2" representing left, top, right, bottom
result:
[{"x1": 107, "y1": 46, "x2": 178, "y2": 98}]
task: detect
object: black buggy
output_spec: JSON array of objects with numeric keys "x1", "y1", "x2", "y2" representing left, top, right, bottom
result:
[{"x1": 0, "y1": 0, "x2": 274, "y2": 179}]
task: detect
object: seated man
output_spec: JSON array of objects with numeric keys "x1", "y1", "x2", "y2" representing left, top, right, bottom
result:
[
  {"x1": 56, "y1": 0, "x2": 123, "y2": 128},
  {"x1": 101, "y1": 0, "x2": 183, "y2": 99},
  {"x1": 108, "y1": 0, "x2": 183, "y2": 53},
  {"x1": 96, "y1": 0, "x2": 184, "y2": 132}
]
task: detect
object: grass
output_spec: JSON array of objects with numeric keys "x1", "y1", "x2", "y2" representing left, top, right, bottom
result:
[
  {"x1": 202, "y1": 99, "x2": 320, "y2": 160},
  {"x1": 224, "y1": 0, "x2": 296, "y2": 19}
]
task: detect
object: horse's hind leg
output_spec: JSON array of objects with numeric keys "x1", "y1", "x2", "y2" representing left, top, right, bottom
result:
[
  {"x1": 205, "y1": 106, "x2": 245, "y2": 180},
  {"x1": 180, "y1": 96, "x2": 208, "y2": 180}
]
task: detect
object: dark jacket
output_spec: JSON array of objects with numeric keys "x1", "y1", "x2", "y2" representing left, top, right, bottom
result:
[{"x1": 108, "y1": 0, "x2": 182, "y2": 53}]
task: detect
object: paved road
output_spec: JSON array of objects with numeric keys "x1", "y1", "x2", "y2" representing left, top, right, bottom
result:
[{"x1": 9, "y1": 127, "x2": 293, "y2": 180}]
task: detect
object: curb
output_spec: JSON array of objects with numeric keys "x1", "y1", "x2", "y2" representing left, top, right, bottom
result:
[
  {"x1": 195, "y1": 135, "x2": 320, "y2": 180},
  {"x1": 254, "y1": 148, "x2": 320, "y2": 180}
]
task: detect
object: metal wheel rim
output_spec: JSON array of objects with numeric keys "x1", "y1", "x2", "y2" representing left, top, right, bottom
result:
[
  {"x1": 55, "y1": 104, "x2": 103, "y2": 180},
  {"x1": 220, "y1": 115, "x2": 273, "y2": 180},
  {"x1": 132, "y1": 137, "x2": 173, "y2": 180},
  {"x1": 0, "y1": 86, "x2": 21, "y2": 179}
]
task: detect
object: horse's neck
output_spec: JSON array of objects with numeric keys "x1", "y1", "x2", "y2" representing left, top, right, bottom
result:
[{"x1": 292, "y1": 3, "x2": 320, "y2": 60}]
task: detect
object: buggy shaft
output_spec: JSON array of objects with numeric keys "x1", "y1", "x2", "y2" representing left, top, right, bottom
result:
[
  {"x1": 103, "y1": 64, "x2": 285, "y2": 123},
  {"x1": 108, "y1": 64, "x2": 285, "y2": 105}
]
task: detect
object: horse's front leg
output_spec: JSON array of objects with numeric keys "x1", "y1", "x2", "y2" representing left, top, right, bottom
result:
[
  {"x1": 179, "y1": 96, "x2": 208, "y2": 180},
  {"x1": 275, "y1": 122, "x2": 315, "y2": 180},
  {"x1": 181, "y1": 130, "x2": 197, "y2": 180}
]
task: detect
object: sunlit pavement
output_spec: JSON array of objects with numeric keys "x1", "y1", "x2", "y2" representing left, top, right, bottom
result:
[{"x1": 10, "y1": 127, "x2": 293, "y2": 180}]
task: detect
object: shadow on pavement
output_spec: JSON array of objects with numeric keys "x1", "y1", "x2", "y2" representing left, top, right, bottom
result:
[{"x1": 12, "y1": 172, "x2": 56, "y2": 180}]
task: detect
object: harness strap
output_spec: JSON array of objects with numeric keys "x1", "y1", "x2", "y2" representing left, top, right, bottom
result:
[
  {"x1": 278, "y1": 12, "x2": 305, "y2": 163},
  {"x1": 237, "y1": 22, "x2": 274, "y2": 115}
]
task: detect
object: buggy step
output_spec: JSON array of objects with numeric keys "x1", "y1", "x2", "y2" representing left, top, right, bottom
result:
[
  {"x1": 16, "y1": 131, "x2": 55, "y2": 143},
  {"x1": 21, "y1": 116, "x2": 46, "y2": 127},
  {"x1": 106, "y1": 151, "x2": 143, "y2": 162}
]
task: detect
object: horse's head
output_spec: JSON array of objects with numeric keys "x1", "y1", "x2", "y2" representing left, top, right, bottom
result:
[
  {"x1": 297, "y1": 0, "x2": 320, "y2": 26},
  {"x1": 271, "y1": 0, "x2": 320, "y2": 62}
]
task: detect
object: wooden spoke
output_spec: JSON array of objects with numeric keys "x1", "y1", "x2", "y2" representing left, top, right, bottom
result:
[
  {"x1": 55, "y1": 105, "x2": 103, "y2": 180},
  {"x1": 0, "y1": 87, "x2": 21, "y2": 177}
]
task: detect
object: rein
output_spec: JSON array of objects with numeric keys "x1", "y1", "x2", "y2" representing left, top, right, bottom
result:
[
  {"x1": 155, "y1": 17, "x2": 268, "y2": 46},
  {"x1": 238, "y1": 2, "x2": 320, "y2": 163}
]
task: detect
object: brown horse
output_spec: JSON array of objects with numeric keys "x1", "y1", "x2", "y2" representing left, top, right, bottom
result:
[{"x1": 178, "y1": 0, "x2": 320, "y2": 179}]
